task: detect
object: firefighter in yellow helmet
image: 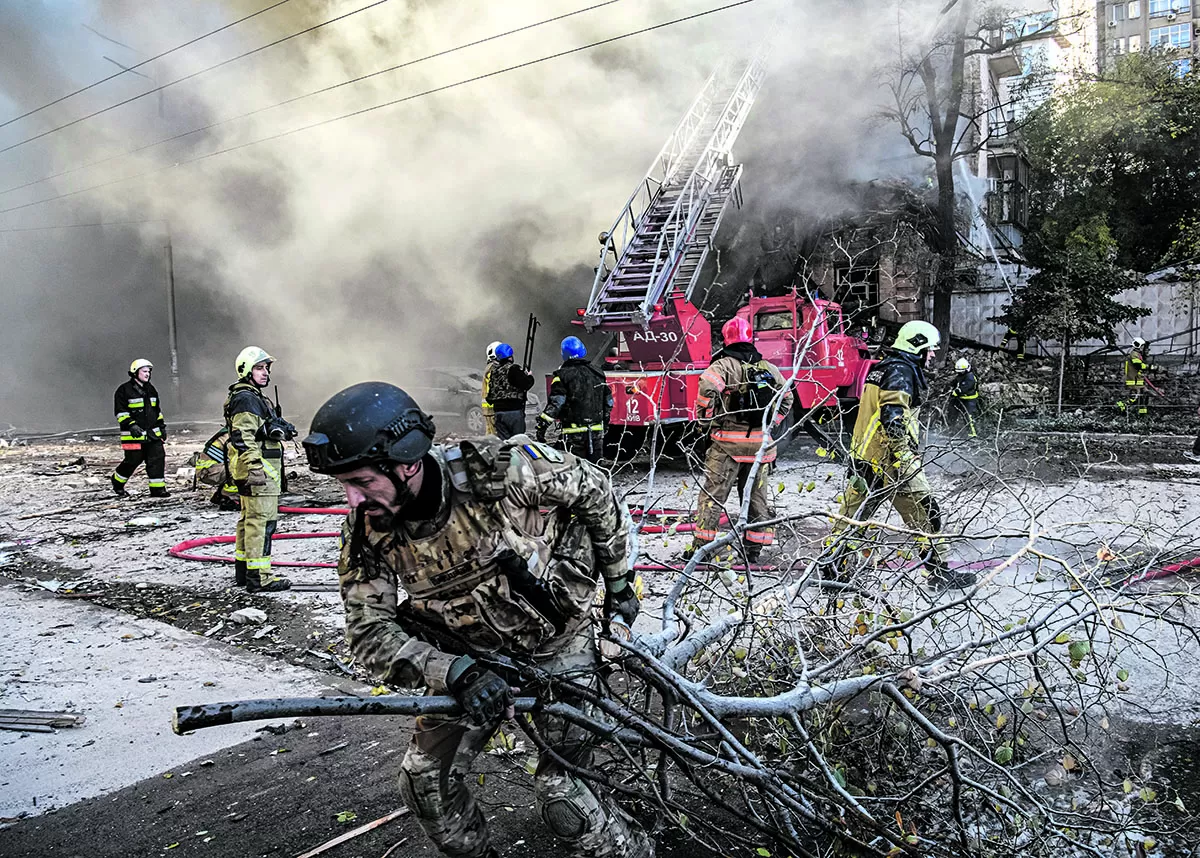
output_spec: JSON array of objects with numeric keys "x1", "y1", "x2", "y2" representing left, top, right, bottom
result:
[
  {"x1": 224, "y1": 347, "x2": 295, "y2": 592},
  {"x1": 829, "y1": 321, "x2": 973, "y2": 589},
  {"x1": 112, "y1": 358, "x2": 169, "y2": 497}
]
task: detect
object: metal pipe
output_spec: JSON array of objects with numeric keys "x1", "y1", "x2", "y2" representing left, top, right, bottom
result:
[{"x1": 164, "y1": 223, "x2": 182, "y2": 411}]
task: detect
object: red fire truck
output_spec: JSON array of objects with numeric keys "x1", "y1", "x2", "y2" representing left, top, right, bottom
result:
[{"x1": 570, "y1": 48, "x2": 873, "y2": 456}]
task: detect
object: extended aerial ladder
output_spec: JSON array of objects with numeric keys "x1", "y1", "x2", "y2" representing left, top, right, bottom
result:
[{"x1": 582, "y1": 44, "x2": 771, "y2": 332}]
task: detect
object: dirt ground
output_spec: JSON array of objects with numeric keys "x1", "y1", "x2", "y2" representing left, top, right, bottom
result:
[{"x1": 1, "y1": 428, "x2": 1199, "y2": 857}]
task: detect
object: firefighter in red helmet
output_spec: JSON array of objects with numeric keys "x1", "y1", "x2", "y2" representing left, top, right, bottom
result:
[{"x1": 685, "y1": 316, "x2": 793, "y2": 564}]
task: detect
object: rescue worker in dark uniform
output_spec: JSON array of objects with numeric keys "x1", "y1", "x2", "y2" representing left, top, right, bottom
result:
[
  {"x1": 1119, "y1": 337, "x2": 1158, "y2": 417},
  {"x1": 1001, "y1": 325, "x2": 1025, "y2": 360},
  {"x1": 225, "y1": 346, "x2": 295, "y2": 593},
  {"x1": 536, "y1": 336, "x2": 612, "y2": 464},
  {"x1": 112, "y1": 358, "x2": 169, "y2": 497},
  {"x1": 686, "y1": 317, "x2": 793, "y2": 564},
  {"x1": 949, "y1": 357, "x2": 980, "y2": 438},
  {"x1": 302, "y1": 382, "x2": 651, "y2": 858},
  {"x1": 829, "y1": 321, "x2": 973, "y2": 589},
  {"x1": 483, "y1": 342, "x2": 535, "y2": 440}
]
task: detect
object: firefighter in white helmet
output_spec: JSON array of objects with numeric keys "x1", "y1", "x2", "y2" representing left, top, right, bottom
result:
[
  {"x1": 112, "y1": 358, "x2": 169, "y2": 497},
  {"x1": 481, "y1": 341, "x2": 502, "y2": 434},
  {"x1": 949, "y1": 356, "x2": 980, "y2": 438},
  {"x1": 827, "y1": 321, "x2": 973, "y2": 589},
  {"x1": 1119, "y1": 337, "x2": 1158, "y2": 418},
  {"x1": 224, "y1": 346, "x2": 296, "y2": 592}
]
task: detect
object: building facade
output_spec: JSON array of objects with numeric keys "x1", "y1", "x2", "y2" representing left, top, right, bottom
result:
[{"x1": 1100, "y1": 0, "x2": 1197, "y2": 73}]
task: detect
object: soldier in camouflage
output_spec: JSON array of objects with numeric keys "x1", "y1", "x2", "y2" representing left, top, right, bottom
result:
[{"x1": 303, "y1": 382, "x2": 652, "y2": 858}]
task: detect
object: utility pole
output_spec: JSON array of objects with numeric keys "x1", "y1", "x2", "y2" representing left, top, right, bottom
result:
[{"x1": 164, "y1": 222, "x2": 182, "y2": 412}]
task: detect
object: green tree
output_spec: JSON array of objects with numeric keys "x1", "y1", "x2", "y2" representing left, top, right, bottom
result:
[{"x1": 1023, "y1": 51, "x2": 1200, "y2": 271}]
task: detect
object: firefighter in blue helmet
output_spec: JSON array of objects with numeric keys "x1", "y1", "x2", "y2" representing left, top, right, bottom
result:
[
  {"x1": 537, "y1": 336, "x2": 612, "y2": 463},
  {"x1": 483, "y1": 342, "x2": 535, "y2": 440}
]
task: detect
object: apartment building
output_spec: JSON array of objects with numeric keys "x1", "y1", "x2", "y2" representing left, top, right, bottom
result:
[{"x1": 1101, "y1": 0, "x2": 1196, "y2": 73}]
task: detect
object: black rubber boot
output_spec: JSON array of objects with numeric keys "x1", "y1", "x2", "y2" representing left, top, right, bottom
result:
[
  {"x1": 111, "y1": 476, "x2": 127, "y2": 497},
  {"x1": 149, "y1": 487, "x2": 171, "y2": 498},
  {"x1": 744, "y1": 545, "x2": 762, "y2": 565},
  {"x1": 247, "y1": 576, "x2": 292, "y2": 593},
  {"x1": 234, "y1": 560, "x2": 248, "y2": 587},
  {"x1": 926, "y1": 557, "x2": 977, "y2": 591}
]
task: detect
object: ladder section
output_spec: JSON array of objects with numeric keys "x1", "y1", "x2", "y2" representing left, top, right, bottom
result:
[{"x1": 584, "y1": 46, "x2": 769, "y2": 331}]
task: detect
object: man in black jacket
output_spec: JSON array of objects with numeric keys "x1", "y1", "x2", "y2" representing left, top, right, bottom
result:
[
  {"x1": 112, "y1": 358, "x2": 169, "y2": 497},
  {"x1": 536, "y1": 336, "x2": 612, "y2": 463},
  {"x1": 483, "y1": 342, "x2": 535, "y2": 440}
]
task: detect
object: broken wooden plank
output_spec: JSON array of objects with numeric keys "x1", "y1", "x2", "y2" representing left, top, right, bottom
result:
[
  {"x1": 0, "y1": 708, "x2": 86, "y2": 728},
  {"x1": 17, "y1": 507, "x2": 74, "y2": 521},
  {"x1": 0, "y1": 723, "x2": 56, "y2": 734},
  {"x1": 293, "y1": 807, "x2": 409, "y2": 858}
]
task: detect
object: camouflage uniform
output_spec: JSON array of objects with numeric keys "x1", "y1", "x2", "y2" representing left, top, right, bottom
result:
[
  {"x1": 338, "y1": 435, "x2": 651, "y2": 858},
  {"x1": 690, "y1": 342, "x2": 793, "y2": 553},
  {"x1": 483, "y1": 360, "x2": 534, "y2": 441},
  {"x1": 224, "y1": 381, "x2": 286, "y2": 588},
  {"x1": 481, "y1": 357, "x2": 497, "y2": 435},
  {"x1": 834, "y1": 350, "x2": 946, "y2": 568}
]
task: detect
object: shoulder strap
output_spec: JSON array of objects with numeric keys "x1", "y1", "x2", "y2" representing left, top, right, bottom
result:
[{"x1": 444, "y1": 437, "x2": 510, "y2": 502}]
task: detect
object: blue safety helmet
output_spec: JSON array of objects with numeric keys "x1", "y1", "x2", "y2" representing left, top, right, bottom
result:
[
  {"x1": 494, "y1": 343, "x2": 514, "y2": 360},
  {"x1": 561, "y1": 336, "x2": 586, "y2": 360}
]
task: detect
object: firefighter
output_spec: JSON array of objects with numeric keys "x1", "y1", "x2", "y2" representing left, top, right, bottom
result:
[
  {"x1": 302, "y1": 382, "x2": 651, "y2": 858},
  {"x1": 225, "y1": 346, "x2": 295, "y2": 593},
  {"x1": 1119, "y1": 337, "x2": 1158, "y2": 417},
  {"x1": 830, "y1": 321, "x2": 973, "y2": 590},
  {"x1": 1001, "y1": 325, "x2": 1025, "y2": 360},
  {"x1": 112, "y1": 358, "x2": 169, "y2": 497},
  {"x1": 483, "y1": 342, "x2": 535, "y2": 440},
  {"x1": 481, "y1": 341, "x2": 501, "y2": 435},
  {"x1": 949, "y1": 357, "x2": 980, "y2": 438},
  {"x1": 685, "y1": 317, "x2": 793, "y2": 564},
  {"x1": 536, "y1": 336, "x2": 612, "y2": 463}
]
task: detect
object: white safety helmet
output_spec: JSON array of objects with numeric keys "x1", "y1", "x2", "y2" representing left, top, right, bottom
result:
[
  {"x1": 236, "y1": 346, "x2": 274, "y2": 378},
  {"x1": 892, "y1": 320, "x2": 941, "y2": 355},
  {"x1": 1132, "y1": 337, "x2": 1147, "y2": 350},
  {"x1": 955, "y1": 357, "x2": 971, "y2": 372},
  {"x1": 129, "y1": 358, "x2": 153, "y2": 376},
  {"x1": 486, "y1": 341, "x2": 502, "y2": 361}
]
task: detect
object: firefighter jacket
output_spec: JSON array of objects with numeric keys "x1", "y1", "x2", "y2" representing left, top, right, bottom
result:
[
  {"x1": 338, "y1": 436, "x2": 630, "y2": 692},
  {"x1": 849, "y1": 349, "x2": 926, "y2": 468},
  {"x1": 484, "y1": 359, "x2": 535, "y2": 412},
  {"x1": 539, "y1": 358, "x2": 612, "y2": 433},
  {"x1": 697, "y1": 342, "x2": 793, "y2": 464},
  {"x1": 114, "y1": 379, "x2": 166, "y2": 444},
  {"x1": 1125, "y1": 349, "x2": 1158, "y2": 388},
  {"x1": 951, "y1": 370, "x2": 979, "y2": 402},
  {"x1": 224, "y1": 381, "x2": 283, "y2": 496}
]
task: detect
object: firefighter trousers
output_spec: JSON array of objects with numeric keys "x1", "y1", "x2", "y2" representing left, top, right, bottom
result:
[
  {"x1": 561, "y1": 428, "x2": 604, "y2": 464},
  {"x1": 949, "y1": 397, "x2": 979, "y2": 438},
  {"x1": 113, "y1": 440, "x2": 165, "y2": 491},
  {"x1": 1119, "y1": 384, "x2": 1148, "y2": 416},
  {"x1": 397, "y1": 628, "x2": 652, "y2": 858},
  {"x1": 235, "y1": 494, "x2": 278, "y2": 586},
  {"x1": 691, "y1": 444, "x2": 774, "y2": 550},
  {"x1": 833, "y1": 457, "x2": 946, "y2": 567}
]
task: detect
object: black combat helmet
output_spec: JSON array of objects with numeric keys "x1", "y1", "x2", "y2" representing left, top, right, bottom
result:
[{"x1": 302, "y1": 382, "x2": 436, "y2": 474}]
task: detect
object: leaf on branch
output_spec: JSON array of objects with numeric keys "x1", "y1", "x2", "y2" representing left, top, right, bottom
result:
[
  {"x1": 995, "y1": 713, "x2": 1009, "y2": 730},
  {"x1": 995, "y1": 745, "x2": 1014, "y2": 764},
  {"x1": 1138, "y1": 787, "x2": 1158, "y2": 802},
  {"x1": 1117, "y1": 668, "x2": 1129, "y2": 682}
]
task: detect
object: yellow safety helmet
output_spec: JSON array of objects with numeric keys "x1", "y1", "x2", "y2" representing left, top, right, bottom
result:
[
  {"x1": 129, "y1": 358, "x2": 153, "y2": 376},
  {"x1": 892, "y1": 320, "x2": 941, "y2": 355},
  {"x1": 235, "y1": 346, "x2": 274, "y2": 378},
  {"x1": 955, "y1": 357, "x2": 970, "y2": 372}
]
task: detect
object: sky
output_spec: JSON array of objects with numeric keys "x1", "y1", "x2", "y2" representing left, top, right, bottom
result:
[{"x1": 0, "y1": 0, "x2": 935, "y2": 430}]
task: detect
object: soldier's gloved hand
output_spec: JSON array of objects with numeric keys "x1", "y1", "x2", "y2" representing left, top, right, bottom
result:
[
  {"x1": 447, "y1": 656, "x2": 513, "y2": 726},
  {"x1": 603, "y1": 577, "x2": 640, "y2": 628},
  {"x1": 245, "y1": 469, "x2": 267, "y2": 488}
]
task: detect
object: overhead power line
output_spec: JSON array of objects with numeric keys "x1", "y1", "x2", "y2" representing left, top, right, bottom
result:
[
  {"x1": 0, "y1": 0, "x2": 295, "y2": 131},
  {"x1": 0, "y1": 219, "x2": 154, "y2": 233},
  {"x1": 0, "y1": 0, "x2": 625, "y2": 198},
  {"x1": 0, "y1": 0, "x2": 394, "y2": 158},
  {"x1": 0, "y1": 0, "x2": 760, "y2": 219}
]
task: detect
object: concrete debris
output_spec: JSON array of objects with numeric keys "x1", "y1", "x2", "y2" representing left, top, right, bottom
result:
[
  {"x1": 124, "y1": 517, "x2": 161, "y2": 528},
  {"x1": 229, "y1": 607, "x2": 268, "y2": 625},
  {"x1": 252, "y1": 624, "x2": 277, "y2": 639}
]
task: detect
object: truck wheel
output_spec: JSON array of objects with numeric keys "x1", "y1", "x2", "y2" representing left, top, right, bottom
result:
[
  {"x1": 604, "y1": 426, "x2": 646, "y2": 462},
  {"x1": 464, "y1": 406, "x2": 486, "y2": 435}
]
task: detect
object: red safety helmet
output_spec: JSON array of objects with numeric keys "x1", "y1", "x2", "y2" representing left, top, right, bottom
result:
[{"x1": 721, "y1": 317, "x2": 753, "y2": 345}]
